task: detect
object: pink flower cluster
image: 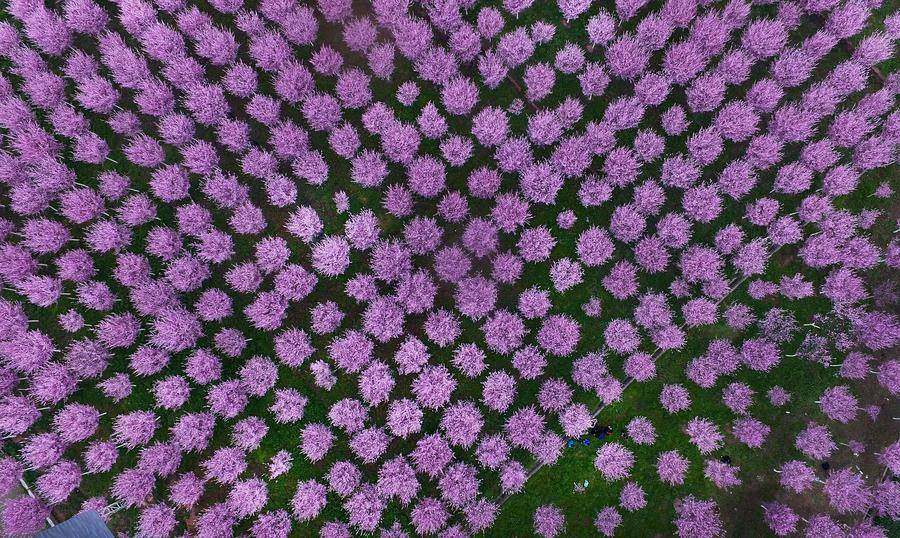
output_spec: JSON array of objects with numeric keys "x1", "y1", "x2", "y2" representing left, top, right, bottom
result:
[{"x1": 0, "y1": 0, "x2": 896, "y2": 535}]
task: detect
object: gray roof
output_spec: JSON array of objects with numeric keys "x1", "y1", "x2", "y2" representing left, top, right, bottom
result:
[{"x1": 36, "y1": 511, "x2": 114, "y2": 538}]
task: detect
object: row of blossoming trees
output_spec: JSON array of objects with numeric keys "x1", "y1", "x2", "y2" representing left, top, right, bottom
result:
[{"x1": 0, "y1": 0, "x2": 897, "y2": 535}]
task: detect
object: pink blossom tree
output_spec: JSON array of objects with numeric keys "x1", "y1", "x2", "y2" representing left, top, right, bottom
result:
[
  {"x1": 657, "y1": 450, "x2": 690, "y2": 485},
  {"x1": 533, "y1": 504, "x2": 565, "y2": 538},
  {"x1": 1, "y1": 496, "x2": 49, "y2": 536},
  {"x1": 823, "y1": 468, "x2": 873, "y2": 514},
  {"x1": 763, "y1": 502, "x2": 798, "y2": 536},
  {"x1": 673, "y1": 496, "x2": 722, "y2": 538},
  {"x1": 595, "y1": 442, "x2": 635, "y2": 481}
]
